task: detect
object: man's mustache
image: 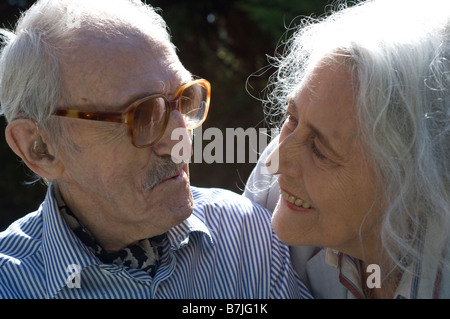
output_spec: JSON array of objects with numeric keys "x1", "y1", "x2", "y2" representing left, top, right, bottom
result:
[{"x1": 142, "y1": 157, "x2": 185, "y2": 190}]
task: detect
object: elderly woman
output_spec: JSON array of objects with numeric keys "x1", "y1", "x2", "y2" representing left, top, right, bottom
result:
[{"x1": 245, "y1": 0, "x2": 450, "y2": 298}]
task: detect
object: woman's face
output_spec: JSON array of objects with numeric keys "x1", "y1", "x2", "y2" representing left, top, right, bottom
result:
[{"x1": 270, "y1": 60, "x2": 385, "y2": 258}]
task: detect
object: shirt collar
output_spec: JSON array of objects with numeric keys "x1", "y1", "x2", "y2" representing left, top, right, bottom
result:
[
  {"x1": 166, "y1": 211, "x2": 214, "y2": 250},
  {"x1": 325, "y1": 218, "x2": 443, "y2": 299},
  {"x1": 325, "y1": 249, "x2": 366, "y2": 299},
  {"x1": 395, "y1": 217, "x2": 444, "y2": 299},
  {"x1": 41, "y1": 184, "x2": 99, "y2": 298}
]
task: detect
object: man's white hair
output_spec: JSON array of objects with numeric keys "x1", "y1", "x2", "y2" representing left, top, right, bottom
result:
[{"x1": 0, "y1": 0, "x2": 173, "y2": 133}]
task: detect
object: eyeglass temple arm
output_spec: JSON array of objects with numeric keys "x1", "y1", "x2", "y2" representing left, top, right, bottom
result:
[{"x1": 53, "y1": 109, "x2": 124, "y2": 123}]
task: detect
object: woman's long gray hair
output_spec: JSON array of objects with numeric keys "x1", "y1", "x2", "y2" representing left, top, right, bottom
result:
[{"x1": 266, "y1": 0, "x2": 450, "y2": 271}]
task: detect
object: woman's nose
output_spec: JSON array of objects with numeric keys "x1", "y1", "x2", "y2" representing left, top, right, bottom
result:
[
  {"x1": 264, "y1": 145, "x2": 280, "y2": 175},
  {"x1": 265, "y1": 133, "x2": 300, "y2": 176}
]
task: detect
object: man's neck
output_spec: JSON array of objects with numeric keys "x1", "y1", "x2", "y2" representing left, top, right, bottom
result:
[{"x1": 54, "y1": 182, "x2": 152, "y2": 252}]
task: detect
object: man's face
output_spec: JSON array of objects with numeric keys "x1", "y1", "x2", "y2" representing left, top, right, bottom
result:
[{"x1": 56, "y1": 32, "x2": 194, "y2": 243}]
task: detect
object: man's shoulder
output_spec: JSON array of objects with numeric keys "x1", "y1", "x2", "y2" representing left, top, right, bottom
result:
[
  {"x1": 0, "y1": 208, "x2": 50, "y2": 298},
  {"x1": 190, "y1": 186, "x2": 273, "y2": 239},
  {"x1": 0, "y1": 209, "x2": 43, "y2": 266},
  {"x1": 191, "y1": 186, "x2": 270, "y2": 216}
]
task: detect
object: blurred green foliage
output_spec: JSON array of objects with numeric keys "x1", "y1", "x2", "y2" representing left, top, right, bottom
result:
[{"x1": 0, "y1": 0, "x2": 330, "y2": 230}]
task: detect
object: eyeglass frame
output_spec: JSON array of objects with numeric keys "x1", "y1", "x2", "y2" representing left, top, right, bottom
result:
[{"x1": 52, "y1": 79, "x2": 211, "y2": 148}]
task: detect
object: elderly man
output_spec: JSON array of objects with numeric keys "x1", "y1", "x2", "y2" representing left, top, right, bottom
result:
[{"x1": 0, "y1": 0, "x2": 311, "y2": 299}]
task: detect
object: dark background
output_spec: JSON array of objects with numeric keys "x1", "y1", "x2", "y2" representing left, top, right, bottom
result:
[{"x1": 0, "y1": 0, "x2": 330, "y2": 230}]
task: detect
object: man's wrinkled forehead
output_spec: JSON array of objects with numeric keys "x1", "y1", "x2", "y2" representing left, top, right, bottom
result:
[
  {"x1": 62, "y1": 27, "x2": 176, "y2": 68},
  {"x1": 59, "y1": 29, "x2": 191, "y2": 108}
]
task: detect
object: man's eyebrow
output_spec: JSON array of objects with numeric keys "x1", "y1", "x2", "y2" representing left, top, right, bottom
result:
[
  {"x1": 117, "y1": 78, "x2": 193, "y2": 110},
  {"x1": 119, "y1": 92, "x2": 153, "y2": 109},
  {"x1": 306, "y1": 122, "x2": 343, "y2": 160},
  {"x1": 113, "y1": 82, "x2": 170, "y2": 111},
  {"x1": 73, "y1": 91, "x2": 159, "y2": 113}
]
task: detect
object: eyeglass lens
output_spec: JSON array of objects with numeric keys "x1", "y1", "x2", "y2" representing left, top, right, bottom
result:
[
  {"x1": 179, "y1": 83, "x2": 208, "y2": 128},
  {"x1": 132, "y1": 82, "x2": 208, "y2": 147}
]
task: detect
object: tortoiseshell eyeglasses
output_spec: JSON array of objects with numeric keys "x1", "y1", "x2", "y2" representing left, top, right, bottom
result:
[{"x1": 53, "y1": 79, "x2": 211, "y2": 148}]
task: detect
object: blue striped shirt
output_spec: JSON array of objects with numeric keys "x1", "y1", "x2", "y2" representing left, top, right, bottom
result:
[{"x1": 0, "y1": 186, "x2": 312, "y2": 299}]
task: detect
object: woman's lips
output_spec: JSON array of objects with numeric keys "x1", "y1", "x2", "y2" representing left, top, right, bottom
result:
[{"x1": 279, "y1": 188, "x2": 314, "y2": 211}]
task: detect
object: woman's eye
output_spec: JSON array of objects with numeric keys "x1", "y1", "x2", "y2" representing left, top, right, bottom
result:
[
  {"x1": 284, "y1": 113, "x2": 298, "y2": 130},
  {"x1": 311, "y1": 140, "x2": 327, "y2": 160}
]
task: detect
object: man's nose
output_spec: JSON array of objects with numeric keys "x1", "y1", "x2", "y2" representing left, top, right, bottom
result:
[{"x1": 152, "y1": 110, "x2": 193, "y2": 163}]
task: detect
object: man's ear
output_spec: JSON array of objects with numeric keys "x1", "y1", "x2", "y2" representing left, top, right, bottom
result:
[{"x1": 5, "y1": 119, "x2": 64, "y2": 179}]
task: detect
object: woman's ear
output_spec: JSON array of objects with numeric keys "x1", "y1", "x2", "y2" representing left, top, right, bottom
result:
[{"x1": 5, "y1": 119, "x2": 64, "y2": 179}]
